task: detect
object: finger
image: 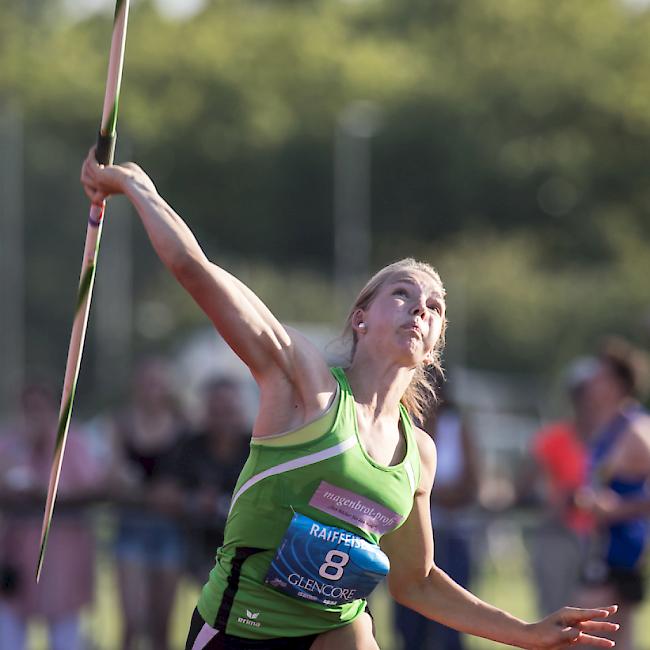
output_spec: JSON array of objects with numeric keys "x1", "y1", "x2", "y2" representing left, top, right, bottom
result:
[
  {"x1": 83, "y1": 147, "x2": 103, "y2": 175},
  {"x1": 572, "y1": 632, "x2": 615, "y2": 647},
  {"x1": 81, "y1": 159, "x2": 96, "y2": 184},
  {"x1": 578, "y1": 621, "x2": 620, "y2": 633},
  {"x1": 82, "y1": 185, "x2": 96, "y2": 202},
  {"x1": 82, "y1": 180, "x2": 107, "y2": 205},
  {"x1": 591, "y1": 605, "x2": 617, "y2": 615},
  {"x1": 81, "y1": 165, "x2": 92, "y2": 185},
  {"x1": 558, "y1": 606, "x2": 617, "y2": 624}
]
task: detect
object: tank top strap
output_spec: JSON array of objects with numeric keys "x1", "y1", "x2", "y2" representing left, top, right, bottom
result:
[
  {"x1": 329, "y1": 367, "x2": 360, "y2": 441},
  {"x1": 330, "y1": 367, "x2": 353, "y2": 400},
  {"x1": 398, "y1": 403, "x2": 421, "y2": 495}
]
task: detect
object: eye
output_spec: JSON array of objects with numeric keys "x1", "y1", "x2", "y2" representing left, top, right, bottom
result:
[
  {"x1": 392, "y1": 288, "x2": 408, "y2": 298},
  {"x1": 427, "y1": 301, "x2": 443, "y2": 315}
]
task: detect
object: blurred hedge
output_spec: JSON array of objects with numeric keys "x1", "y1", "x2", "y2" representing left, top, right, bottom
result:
[{"x1": 2, "y1": 0, "x2": 650, "y2": 404}]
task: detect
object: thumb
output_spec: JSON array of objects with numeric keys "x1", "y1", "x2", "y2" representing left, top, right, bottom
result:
[{"x1": 93, "y1": 189, "x2": 108, "y2": 205}]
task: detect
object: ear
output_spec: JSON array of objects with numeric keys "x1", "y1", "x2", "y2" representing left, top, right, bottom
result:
[{"x1": 351, "y1": 309, "x2": 366, "y2": 334}]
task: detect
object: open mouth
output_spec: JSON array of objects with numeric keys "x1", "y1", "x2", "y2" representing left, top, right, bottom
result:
[{"x1": 402, "y1": 324, "x2": 422, "y2": 338}]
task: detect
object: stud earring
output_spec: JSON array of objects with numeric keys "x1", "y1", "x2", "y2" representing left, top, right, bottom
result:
[{"x1": 358, "y1": 322, "x2": 366, "y2": 331}]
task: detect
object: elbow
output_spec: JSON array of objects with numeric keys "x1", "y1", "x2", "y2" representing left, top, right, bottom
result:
[
  {"x1": 389, "y1": 583, "x2": 411, "y2": 607},
  {"x1": 387, "y1": 572, "x2": 426, "y2": 609},
  {"x1": 170, "y1": 249, "x2": 205, "y2": 285}
]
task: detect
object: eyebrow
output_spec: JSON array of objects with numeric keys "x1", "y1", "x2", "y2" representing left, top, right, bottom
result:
[{"x1": 391, "y1": 278, "x2": 445, "y2": 303}]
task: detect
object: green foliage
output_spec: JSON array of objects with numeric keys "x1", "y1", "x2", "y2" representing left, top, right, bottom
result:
[
  {"x1": 3, "y1": 0, "x2": 650, "y2": 391},
  {"x1": 435, "y1": 220, "x2": 650, "y2": 373}
]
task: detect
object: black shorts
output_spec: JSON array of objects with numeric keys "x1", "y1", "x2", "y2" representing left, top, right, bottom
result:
[
  {"x1": 185, "y1": 605, "x2": 374, "y2": 650},
  {"x1": 607, "y1": 566, "x2": 646, "y2": 605},
  {"x1": 582, "y1": 565, "x2": 646, "y2": 605},
  {"x1": 185, "y1": 608, "x2": 318, "y2": 650}
]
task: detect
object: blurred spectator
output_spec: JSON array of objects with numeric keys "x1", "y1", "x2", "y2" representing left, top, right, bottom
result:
[
  {"x1": 107, "y1": 357, "x2": 187, "y2": 650},
  {"x1": 574, "y1": 338, "x2": 650, "y2": 650},
  {"x1": 169, "y1": 376, "x2": 250, "y2": 583},
  {"x1": 0, "y1": 383, "x2": 102, "y2": 650},
  {"x1": 394, "y1": 385, "x2": 480, "y2": 650},
  {"x1": 524, "y1": 357, "x2": 598, "y2": 615}
]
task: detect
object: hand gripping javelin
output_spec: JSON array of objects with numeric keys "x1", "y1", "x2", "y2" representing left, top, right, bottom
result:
[{"x1": 36, "y1": 0, "x2": 131, "y2": 583}]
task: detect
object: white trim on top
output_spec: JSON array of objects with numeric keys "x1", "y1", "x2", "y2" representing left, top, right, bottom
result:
[{"x1": 228, "y1": 437, "x2": 357, "y2": 515}]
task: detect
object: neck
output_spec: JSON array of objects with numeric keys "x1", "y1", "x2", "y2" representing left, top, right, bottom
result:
[
  {"x1": 345, "y1": 353, "x2": 414, "y2": 422},
  {"x1": 208, "y1": 430, "x2": 238, "y2": 458},
  {"x1": 591, "y1": 395, "x2": 636, "y2": 431}
]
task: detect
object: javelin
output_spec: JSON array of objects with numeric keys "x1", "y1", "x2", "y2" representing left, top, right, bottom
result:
[{"x1": 36, "y1": 0, "x2": 131, "y2": 583}]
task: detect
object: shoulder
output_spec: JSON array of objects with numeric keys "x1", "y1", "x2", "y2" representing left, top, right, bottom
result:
[
  {"x1": 625, "y1": 413, "x2": 650, "y2": 451},
  {"x1": 534, "y1": 420, "x2": 573, "y2": 444},
  {"x1": 607, "y1": 412, "x2": 650, "y2": 474},
  {"x1": 412, "y1": 426, "x2": 437, "y2": 493},
  {"x1": 258, "y1": 325, "x2": 336, "y2": 397},
  {"x1": 632, "y1": 411, "x2": 650, "y2": 433},
  {"x1": 283, "y1": 326, "x2": 335, "y2": 385}
]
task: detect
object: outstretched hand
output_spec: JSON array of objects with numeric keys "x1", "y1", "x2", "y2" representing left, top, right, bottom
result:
[
  {"x1": 525, "y1": 605, "x2": 618, "y2": 649},
  {"x1": 80, "y1": 146, "x2": 155, "y2": 204}
]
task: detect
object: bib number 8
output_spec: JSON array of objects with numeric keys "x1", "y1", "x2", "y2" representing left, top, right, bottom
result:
[{"x1": 318, "y1": 550, "x2": 350, "y2": 581}]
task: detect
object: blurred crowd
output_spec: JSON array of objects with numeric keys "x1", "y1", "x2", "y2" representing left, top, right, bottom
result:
[
  {"x1": 0, "y1": 336, "x2": 649, "y2": 650},
  {"x1": 0, "y1": 358, "x2": 251, "y2": 650}
]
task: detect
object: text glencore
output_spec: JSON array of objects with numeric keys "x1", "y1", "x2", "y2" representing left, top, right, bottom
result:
[{"x1": 288, "y1": 573, "x2": 357, "y2": 600}]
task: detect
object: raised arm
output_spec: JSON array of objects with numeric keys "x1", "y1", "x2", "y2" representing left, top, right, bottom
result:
[
  {"x1": 380, "y1": 428, "x2": 618, "y2": 649},
  {"x1": 80, "y1": 150, "x2": 335, "y2": 425}
]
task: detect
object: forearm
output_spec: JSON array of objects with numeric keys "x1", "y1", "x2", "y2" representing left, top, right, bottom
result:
[
  {"x1": 608, "y1": 495, "x2": 650, "y2": 522},
  {"x1": 123, "y1": 176, "x2": 209, "y2": 280},
  {"x1": 396, "y1": 566, "x2": 530, "y2": 648}
]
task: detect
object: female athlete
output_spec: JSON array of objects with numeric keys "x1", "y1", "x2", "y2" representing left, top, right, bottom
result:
[{"x1": 81, "y1": 149, "x2": 618, "y2": 650}]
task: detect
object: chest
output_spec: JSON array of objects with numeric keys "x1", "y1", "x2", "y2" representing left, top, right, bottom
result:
[
  {"x1": 296, "y1": 446, "x2": 416, "y2": 538},
  {"x1": 239, "y1": 440, "x2": 416, "y2": 544},
  {"x1": 355, "y1": 410, "x2": 406, "y2": 468}
]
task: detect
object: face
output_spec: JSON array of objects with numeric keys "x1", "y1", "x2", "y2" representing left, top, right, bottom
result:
[
  {"x1": 356, "y1": 270, "x2": 446, "y2": 366},
  {"x1": 203, "y1": 385, "x2": 246, "y2": 437},
  {"x1": 133, "y1": 360, "x2": 172, "y2": 408},
  {"x1": 581, "y1": 361, "x2": 625, "y2": 408},
  {"x1": 22, "y1": 388, "x2": 58, "y2": 444}
]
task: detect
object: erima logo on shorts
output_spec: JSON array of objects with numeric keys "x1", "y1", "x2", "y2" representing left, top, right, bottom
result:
[{"x1": 237, "y1": 610, "x2": 261, "y2": 628}]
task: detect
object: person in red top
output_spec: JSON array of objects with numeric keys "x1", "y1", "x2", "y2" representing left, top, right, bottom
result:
[
  {"x1": 527, "y1": 358, "x2": 598, "y2": 615},
  {"x1": 533, "y1": 420, "x2": 593, "y2": 536}
]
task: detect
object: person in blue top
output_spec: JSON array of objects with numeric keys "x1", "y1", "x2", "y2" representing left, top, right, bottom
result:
[
  {"x1": 575, "y1": 338, "x2": 650, "y2": 650},
  {"x1": 80, "y1": 147, "x2": 620, "y2": 650}
]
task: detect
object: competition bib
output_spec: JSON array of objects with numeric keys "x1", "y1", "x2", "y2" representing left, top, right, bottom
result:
[{"x1": 264, "y1": 513, "x2": 390, "y2": 606}]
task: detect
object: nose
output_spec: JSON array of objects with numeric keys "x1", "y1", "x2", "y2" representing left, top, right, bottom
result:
[{"x1": 410, "y1": 296, "x2": 427, "y2": 318}]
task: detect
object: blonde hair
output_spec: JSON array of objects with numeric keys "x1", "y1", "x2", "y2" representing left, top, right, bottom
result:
[{"x1": 342, "y1": 258, "x2": 447, "y2": 423}]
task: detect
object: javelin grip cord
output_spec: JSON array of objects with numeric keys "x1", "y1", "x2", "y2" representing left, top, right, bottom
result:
[{"x1": 96, "y1": 132, "x2": 117, "y2": 166}]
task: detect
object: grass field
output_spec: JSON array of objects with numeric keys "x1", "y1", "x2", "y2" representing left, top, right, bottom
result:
[{"x1": 27, "y1": 518, "x2": 650, "y2": 649}]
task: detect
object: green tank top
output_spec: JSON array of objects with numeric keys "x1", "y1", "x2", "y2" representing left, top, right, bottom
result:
[{"x1": 197, "y1": 367, "x2": 421, "y2": 639}]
